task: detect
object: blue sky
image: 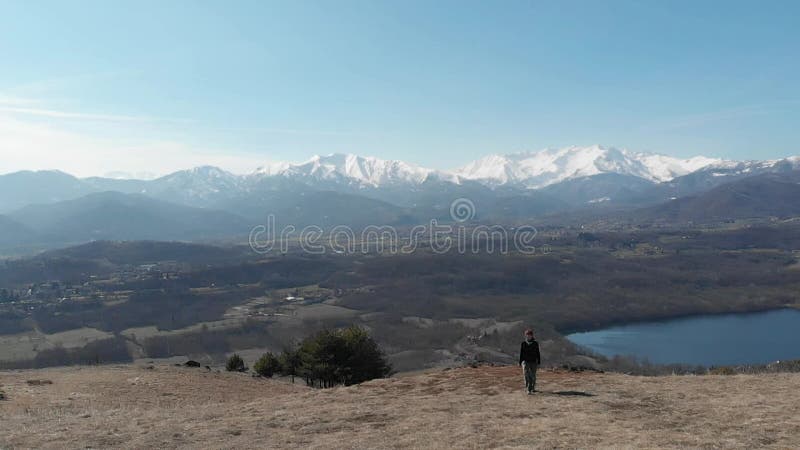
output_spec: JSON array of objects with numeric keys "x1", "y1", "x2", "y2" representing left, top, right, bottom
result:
[{"x1": 0, "y1": 0, "x2": 798, "y2": 176}]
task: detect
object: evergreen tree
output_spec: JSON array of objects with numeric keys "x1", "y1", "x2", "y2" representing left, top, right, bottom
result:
[
  {"x1": 225, "y1": 353, "x2": 247, "y2": 372},
  {"x1": 279, "y1": 348, "x2": 301, "y2": 383},
  {"x1": 253, "y1": 352, "x2": 281, "y2": 378},
  {"x1": 295, "y1": 326, "x2": 392, "y2": 388}
]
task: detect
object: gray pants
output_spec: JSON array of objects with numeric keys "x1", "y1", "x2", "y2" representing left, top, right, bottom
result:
[{"x1": 522, "y1": 361, "x2": 537, "y2": 392}]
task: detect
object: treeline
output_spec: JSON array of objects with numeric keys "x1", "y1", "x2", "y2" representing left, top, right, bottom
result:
[
  {"x1": 0, "y1": 257, "x2": 108, "y2": 287},
  {"x1": 709, "y1": 359, "x2": 800, "y2": 375}
]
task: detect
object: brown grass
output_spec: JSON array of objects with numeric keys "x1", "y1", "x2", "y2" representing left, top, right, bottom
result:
[{"x1": 1, "y1": 364, "x2": 799, "y2": 449}]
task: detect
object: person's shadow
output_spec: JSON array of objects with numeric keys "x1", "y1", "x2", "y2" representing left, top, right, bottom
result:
[{"x1": 545, "y1": 390, "x2": 595, "y2": 397}]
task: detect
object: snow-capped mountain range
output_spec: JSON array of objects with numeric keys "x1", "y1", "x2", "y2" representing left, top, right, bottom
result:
[
  {"x1": 107, "y1": 144, "x2": 798, "y2": 213},
  {"x1": 2, "y1": 145, "x2": 800, "y2": 249},
  {"x1": 1, "y1": 145, "x2": 798, "y2": 215},
  {"x1": 235, "y1": 144, "x2": 797, "y2": 190},
  {"x1": 453, "y1": 145, "x2": 724, "y2": 188},
  {"x1": 254, "y1": 153, "x2": 457, "y2": 187}
]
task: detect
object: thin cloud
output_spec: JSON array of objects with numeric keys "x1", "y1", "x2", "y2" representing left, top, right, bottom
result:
[
  {"x1": 0, "y1": 105, "x2": 191, "y2": 124},
  {"x1": 213, "y1": 125, "x2": 370, "y2": 137},
  {"x1": 3, "y1": 71, "x2": 130, "y2": 98},
  {"x1": 640, "y1": 101, "x2": 799, "y2": 133},
  {"x1": 0, "y1": 103, "x2": 353, "y2": 135},
  {"x1": 0, "y1": 94, "x2": 41, "y2": 106}
]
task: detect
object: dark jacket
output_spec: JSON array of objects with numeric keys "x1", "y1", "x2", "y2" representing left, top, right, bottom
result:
[{"x1": 519, "y1": 340, "x2": 541, "y2": 365}]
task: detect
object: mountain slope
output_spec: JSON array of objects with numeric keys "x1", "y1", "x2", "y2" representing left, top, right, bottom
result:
[
  {"x1": 217, "y1": 188, "x2": 412, "y2": 226},
  {"x1": 644, "y1": 157, "x2": 800, "y2": 202},
  {"x1": 8, "y1": 192, "x2": 250, "y2": 243},
  {"x1": 82, "y1": 177, "x2": 148, "y2": 195},
  {"x1": 0, "y1": 215, "x2": 37, "y2": 248},
  {"x1": 634, "y1": 172, "x2": 800, "y2": 222},
  {"x1": 143, "y1": 166, "x2": 244, "y2": 207},
  {"x1": 537, "y1": 173, "x2": 657, "y2": 206},
  {"x1": 0, "y1": 170, "x2": 96, "y2": 212}
]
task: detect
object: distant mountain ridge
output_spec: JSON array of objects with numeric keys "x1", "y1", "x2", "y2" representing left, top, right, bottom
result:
[
  {"x1": 3, "y1": 145, "x2": 797, "y2": 213},
  {"x1": 8, "y1": 145, "x2": 796, "y2": 186},
  {"x1": 0, "y1": 145, "x2": 798, "y2": 251},
  {"x1": 632, "y1": 171, "x2": 800, "y2": 223}
]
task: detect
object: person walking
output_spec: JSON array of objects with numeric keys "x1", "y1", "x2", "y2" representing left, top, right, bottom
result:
[{"x1": 519, "y1": 329, "x2": 541, "y2": 395}]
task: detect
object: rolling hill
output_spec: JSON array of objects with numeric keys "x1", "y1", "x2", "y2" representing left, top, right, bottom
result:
[
  {"x1": 0, "y1": 170, "x2": 97, "y2": 213},
  {"x1": 39, "y1": 240, "x2": 251, "y2": 265},
  {"x1": 8, "y1": 192, "x2": 250, "y2": 244}
]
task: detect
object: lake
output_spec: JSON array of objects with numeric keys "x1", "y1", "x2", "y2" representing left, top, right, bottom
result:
[{"x1": 566, "y1": 308, "x2": 800, "y2": 366}]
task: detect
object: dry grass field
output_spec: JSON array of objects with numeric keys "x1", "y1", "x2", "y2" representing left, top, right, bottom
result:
[{"x1": 1, "y1": 364, "x2": 799, "y2": 449}]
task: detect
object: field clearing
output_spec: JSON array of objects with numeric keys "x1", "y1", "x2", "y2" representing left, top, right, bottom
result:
[
  {"x1": 0, "y1": 328, "x2": 114, "y2": 362},
  {"x1": 120, "y1": 318, "x2": 251, "y2": 341},
  {"x1": 1, "y1": 364, "x2": 799, "y2": 448},
  {"x1": 289, "y1": 303, "x2": 359, "y2": 320}
]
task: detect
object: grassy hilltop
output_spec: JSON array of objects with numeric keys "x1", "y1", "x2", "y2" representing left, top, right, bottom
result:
[{"x1": 1, "y1": 363, "x2": 799, "y2": 448}]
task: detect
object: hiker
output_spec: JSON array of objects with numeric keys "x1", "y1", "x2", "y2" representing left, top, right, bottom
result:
[{"x1": 519, "y1": 329, "x2": 541, "y2": 395}]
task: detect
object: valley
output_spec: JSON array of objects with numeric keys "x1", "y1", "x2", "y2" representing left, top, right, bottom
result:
[
  {"x1": 2, "y1": 220, "x2": 799, "y2": 373},
  {"x1": 2, "y1": 146, "x2": 800, "y2": 381}
]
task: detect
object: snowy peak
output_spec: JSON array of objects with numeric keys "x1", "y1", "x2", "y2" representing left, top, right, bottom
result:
[
  {"x1": 96, "y1": 147, "x2": 798, "y2": 203},
  {"x1": 146, "y1": 166, "x2": 242, "y2": 202},
  {"x1": 258, "y1": 153, "x2": 445, "y2": 187},
  {"x1": 253, "y1": 161, "x2": 291, "y2": 176},
  {"x1": 633, "y1": 153, "x2": 723, "y2": 182},
  {"x1": 455, "y1": 145, "x2": 726, "y2": 188},
  {"x1": 153, "y1": 166, "x2": 239, "y2": 186}
]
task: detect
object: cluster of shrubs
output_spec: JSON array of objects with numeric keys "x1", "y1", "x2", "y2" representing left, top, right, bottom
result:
[
  {"x1": 226, "y1": 326, "x2": 392, "y2": 388},
  {"x1": 599, "y1": 354, "x2": 706, "y2": 376},
  {"x1": 597, "y1": 354, "x2": 800, "y2": 376}
]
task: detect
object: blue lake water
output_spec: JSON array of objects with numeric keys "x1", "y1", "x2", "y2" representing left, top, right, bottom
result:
[{"x1": 566, "y1": 308, "x2": 800, "y2": 366}]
